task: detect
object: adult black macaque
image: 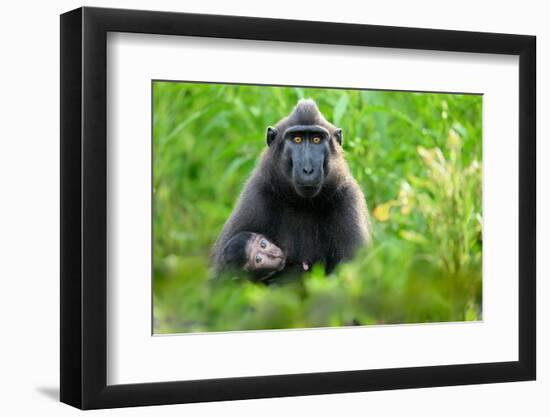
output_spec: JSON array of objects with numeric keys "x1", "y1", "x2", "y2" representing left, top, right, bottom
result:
[{"x1": 212, "y1": 99, "x2": 369, "y2": 281}]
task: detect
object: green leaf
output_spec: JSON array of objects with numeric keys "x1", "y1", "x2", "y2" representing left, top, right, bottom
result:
[{"x1": 333, "y1": 94, "x2": 349, "y2": 126}]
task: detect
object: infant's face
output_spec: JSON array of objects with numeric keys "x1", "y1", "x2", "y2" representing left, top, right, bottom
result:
[{"x1": 244, "y1": 234, "x2": 286, "y2": 272}]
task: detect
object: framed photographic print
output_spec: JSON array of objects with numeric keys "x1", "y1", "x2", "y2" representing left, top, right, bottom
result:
[{"x1": 60, "y1": 6, "x2": 536, "y2": 409}]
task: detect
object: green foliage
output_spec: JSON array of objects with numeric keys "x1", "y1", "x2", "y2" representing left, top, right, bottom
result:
[{"x1": 153, "y1": 82, "x2": 482, "y2": 334}]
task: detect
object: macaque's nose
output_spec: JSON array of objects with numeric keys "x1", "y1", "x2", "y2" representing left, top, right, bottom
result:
[
  {"x1": 302, "y1": 166, "x2": 314, "y2": 176},
  {"x1": 268, "y1": 246, "x2": 284, "y2": 259}
]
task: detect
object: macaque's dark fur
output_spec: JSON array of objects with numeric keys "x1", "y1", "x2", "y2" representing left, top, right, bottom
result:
[
  {"x1": 222, "y1": 231, "x2": 253, "y2": 269},
  {"x1": 212, "y1": 99, "x2": 369, "y2": 279}
]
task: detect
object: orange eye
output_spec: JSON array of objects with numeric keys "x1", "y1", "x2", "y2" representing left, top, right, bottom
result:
[
  {"x1": 312, "y1": 137, "x2": 321, "y2": 144},
  {"x1": 293, "y1": 136, "x2": 302, "y2": 144}
]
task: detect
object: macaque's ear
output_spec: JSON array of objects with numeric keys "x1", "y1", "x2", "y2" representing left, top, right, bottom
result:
[
  {"x1": 334, "y1": 128, "x2": 343, "y2": 146},
  {"x1": 266, "y1": 126, "x2": 278, "y2": 147}
]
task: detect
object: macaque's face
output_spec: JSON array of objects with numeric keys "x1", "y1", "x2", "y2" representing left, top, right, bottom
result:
[{"x1": 244, "y1": 234, "x2": 286, "y2": 272}]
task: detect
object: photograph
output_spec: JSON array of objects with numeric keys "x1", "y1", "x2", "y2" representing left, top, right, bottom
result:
[{"x1": 152, "y1": 81, "x2": 483, "y2": 334}]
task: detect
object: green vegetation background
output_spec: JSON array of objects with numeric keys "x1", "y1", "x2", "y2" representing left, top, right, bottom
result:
[{"x1": 153, "y1": 82, "x2": 482, "y2": 334}]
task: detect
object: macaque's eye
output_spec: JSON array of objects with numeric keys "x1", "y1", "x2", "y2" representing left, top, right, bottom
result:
[
  {"x1": 255, "y1": 254, "x2": 263, "y2": 263},
  {"x1": 260, "y1": 239, "x2": 267, "y2": 249},
  {"x1": 293, "y1": 136, "x2": 303, "y2": 144},
  {"x1": 312, "y1": 136, "x2": 321, "y2": 144}
]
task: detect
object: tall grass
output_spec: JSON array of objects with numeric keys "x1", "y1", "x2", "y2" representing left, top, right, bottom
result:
[{"x1": 153, "y1": 82, "x2": 482, "y2": 333}]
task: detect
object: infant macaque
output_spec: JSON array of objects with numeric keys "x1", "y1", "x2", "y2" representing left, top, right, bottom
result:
[{"x1": 222, "y1": 232, "x2": 286, "y2": 280}]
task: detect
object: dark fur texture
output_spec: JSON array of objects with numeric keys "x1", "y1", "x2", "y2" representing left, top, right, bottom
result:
[
  {"x1": 212, "y1": 99, "x2": 369, "y2": 279},
  {"x1": 221, "y1": 231, "x2": 254, "y2": 269}
]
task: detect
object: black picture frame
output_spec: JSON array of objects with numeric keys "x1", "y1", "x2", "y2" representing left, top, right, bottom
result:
[{"x1": 60, "y1": 6, "x2": 536, "y2": 410}]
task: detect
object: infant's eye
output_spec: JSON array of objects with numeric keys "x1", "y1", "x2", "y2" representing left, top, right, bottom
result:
[
  {"x1": 293, "y1": 136, "x2": 302, "y2": 144},
  {"x1": 255, "y1": 254, "x2": 263, "y2": 263},
  {"x1": 260, "y1": 240, "x2": 267, "y2": 249},
  {"x1": 312, "y1": 137, "x2": 321, "y2": 144}
]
